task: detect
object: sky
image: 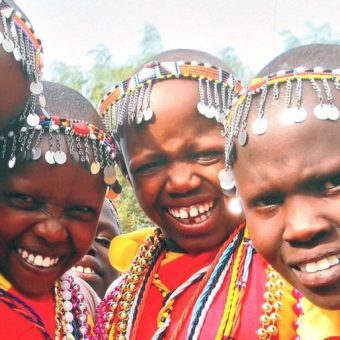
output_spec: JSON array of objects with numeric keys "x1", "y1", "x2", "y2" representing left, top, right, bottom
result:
[{"x1": 15, "y1": 0, "x2": 340, "y2": 78}]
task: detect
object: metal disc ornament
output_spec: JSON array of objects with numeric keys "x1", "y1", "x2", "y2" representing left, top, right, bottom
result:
[
  {"x1": 293, "y1": 107, "x2": 308, "y2": 123},
  {"x1": 278, "y1": 108, "x2": 294, "y2": 126},
  {"x1": 218, "y1": 169, "x2": 235, "y2": 191},
  {"x1": 143, "y1": 108, "x2": 153, "y2": 121},
  {"x1": 135, "y1": 110, "x2": 143, "y2": 124},
  {"x1": 197, "y1": 102, "x2": 206, "y2": 115},
  {"x1": 238, "y1": 130, "x2": 248, "y2": 146},
  {"x1": 0, "y1": 32, "x2": 3, "y2": 44},
  {"x1": 251, "y1": 117, "x2": 268, "y2": 135},
  {"x1": 30, "y1": 81, "x2": 43, "y2": 95},
  {"x1": 205, "y1": 106, "x2": 217, "y2": 119},
  {"x1": 26, "y1": 113, "x2": 40, "y2": 127},
  {"x1": 32, "y1": 147, "x2": 42, "y2": 160},
  {"x1": 2, "y1": 38, "x2": 14, "y2": 53},
  {"x1": 54, "y1": 150, "x2": 67, "y2": 164},
  {"x1": 90, "y1": 161, "x2": 101, "y2": 175},
  {"x1": 13, "y1": 47, "x2": 21, "y2": 61},
  {"x1": 8, "y1": 156, "x2": 16, "y2": 168},
  {"x1": 327, "y1": 105, "x2": 340, "y2": 120},
  {"x1": 313, "y1": 104, "x2": 328, "y2": 120},
  {"x1": 45, "y1": 150, "x2": 55, "y2": 164}
]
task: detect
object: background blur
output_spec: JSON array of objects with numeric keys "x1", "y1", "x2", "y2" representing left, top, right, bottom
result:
[{"x1": 16, "y1": 0, "x2": 340, "y2": 231}]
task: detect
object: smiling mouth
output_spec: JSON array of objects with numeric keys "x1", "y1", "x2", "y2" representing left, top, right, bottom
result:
[
  {"x1": 168, "y1": 201, "x2": 213, "y2": 224},
  {"x1": 17, "y1": 248, "x2": 60, "y2": 269},
  {"x1": 71, "y1": 265, "x2": 96, "y2": 275},
  {"x1": 295, "y1": 254, "x2": 340, "y2": 273}
]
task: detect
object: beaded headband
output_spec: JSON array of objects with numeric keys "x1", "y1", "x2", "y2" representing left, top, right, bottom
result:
[
  {"x1": 99, "y1": 60, "x2": 243, "y2": 134},
  {"x1": 0, "y1": 114, "x2": 118, "y2": 186},
  {"x1": 0, "y1": 1, "x2": 44, "y2": 126},
  {"x1": 219, "y1": 67, "x2": 340, "y2": 193}
]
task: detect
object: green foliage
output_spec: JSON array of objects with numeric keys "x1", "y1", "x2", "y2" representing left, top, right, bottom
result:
[
  {"x1": 280, "y1": 21, "x2": 340, "y2": 50},
  {"x1": 218, "y1": 47, "x2": 254, "y2": 84}
]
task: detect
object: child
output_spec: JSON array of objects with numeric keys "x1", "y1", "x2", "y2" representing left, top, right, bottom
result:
[
  {"x1": 223, "y1": 44, "x2": 340, "y2": 338},
  {"x1": 95, "y1": 49, "x2": 298, "y2": 340},
  {"x1": 71, "y1": 198, "x2": 121, "y2": 299},
  {"x1": 0, "y1": 0, "x2": 43, "y2": 129},
  {"x1": 0, "y1": 81, "x2": 117, "y2": 339}
]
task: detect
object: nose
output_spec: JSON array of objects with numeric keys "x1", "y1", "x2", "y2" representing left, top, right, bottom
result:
[
  {"x1": 282, "y1": 195, "x2": 331, "y2": 244},
  {"x1": 165, "y1": 162, "x2": 201, "y2": 195},
  {"x1": 32, "y1": 213, "x2": 68, "y2": 244}
]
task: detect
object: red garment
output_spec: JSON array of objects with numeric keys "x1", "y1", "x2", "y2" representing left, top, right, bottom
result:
[
  {"x1": 0, "y1": 285, "x2": 55, "y2": 340},
  {"x1": 136, "y1": 248, "x2": 267, "y2": 340}
]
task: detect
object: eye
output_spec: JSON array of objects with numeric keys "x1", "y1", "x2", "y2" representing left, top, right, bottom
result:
[
  {"x1": 251, "y1": 194, "x2": 284, "y2": 212},
  {"x1": 95, "y1": 236, "x2": 111, "y2": 248},
  {"x1": 3, "y1": 192, "x2": 40, "y2": 210},
  {"x1": 131, "y1": 159, "x2": 167, "y2": 176},
  {"x1": 190, "y1": 151, "x2": 223, "y2": 164},
  {"x1": 320, "y1": 175, "x2": 340, "y2": 194},
  {"x1": 66, "y1": 206, "x2": 97, "y2": 221}
]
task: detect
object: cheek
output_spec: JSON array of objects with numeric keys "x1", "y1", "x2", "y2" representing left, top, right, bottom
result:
[{"x1": 71, "y1": 223, "x2": 97, "y2": 255}]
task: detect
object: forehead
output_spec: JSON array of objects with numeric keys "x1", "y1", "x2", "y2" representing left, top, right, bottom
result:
[{"x1": 120, "y1": 79, "x2": 222, "y2": 152}]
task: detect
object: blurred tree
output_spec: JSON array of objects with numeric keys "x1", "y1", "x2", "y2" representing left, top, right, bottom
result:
[
  {"x1": 218, "y1": 47, "x2": 253, "y2": 84},
  {"x1": 281, "y1": 21, "x2": 340, "y2": 50}
]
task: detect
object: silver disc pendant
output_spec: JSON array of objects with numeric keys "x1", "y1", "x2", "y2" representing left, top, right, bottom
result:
[
  {"x1": 54, "y1": 150, "x2": 67, "y2": 164},
  {"x1": 218, "y1": 169, "x2": 235, "y2": 191},
  {"x1": 278, "y1": 108, "x2": 294, "y2": 126},
  {"x1": 30, "y1": 81, "x2": 43, "y2": 95},
  {"x1": 205, "y1": 106, "x2": 217, "y2": 119},
  {"x1": 26, "y1": 113, "x2": 40, "y2": 127},
  {"x1": 8, "y1": 156, "x2": 16, "y2": 168},
  {"x1": 0, "y1": 32, "x2": 4, "y2": 44},
  {"x1": 104, "y1": 165, "x2": 116, "y2": 185},
  {"x1": 143, "y1": 108, "x2": 153, "y2": 121},
  {"x1": 13, "y1": 47, "x2": 21, "y2": 61},
  {"x1": 45, "y1": 150, "x2": 55, "y2": 164},
  {"x1": 314, "y1": 104, "x2": 328, "y2": 120},
  {"x1": 135, "y1": 110, "x2": 143, "y2": 124},
  {"x1": 251, "y1": 117, "x2": 268, "y2": 135},
  {"x1": 238, "y1": 130, "x2": 248, "y2": 146},
  {"x1": 294, "y1": 107, "x2": 308, "y2": 123},
  {"x1": 90, "y1": 161, "x2": 101, "y2": 175},
  {"x1": 2, "y1": 38, "x2": 14, "y2": 53},
  {"x1": 32, "y1": 147, "x2": 42, "y2": 160},
  {"x1": 197, "y1": 102, "x2": 205, "y2": 115},
  {"x1": 328, "y1": 105, "x2": 340, "y2": 120}
]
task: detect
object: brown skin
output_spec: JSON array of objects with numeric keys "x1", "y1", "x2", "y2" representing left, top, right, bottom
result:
[
  {"x1": 0, "y1": 138, "x2": 107, "y2": 297},
  {"x1": 233, "y1": 84, "x2": 340, "y2": 309},
  {"x1": 71, "y1": 200, "x2": 121, "y2": 298},
  {"x1": 119, "y1": 79, "x2": 243, "y2": 253}
]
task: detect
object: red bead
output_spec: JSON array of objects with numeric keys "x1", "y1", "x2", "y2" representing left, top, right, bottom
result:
[{"x1": 74, "y1": 122, "x2": 90, "y2": 135}]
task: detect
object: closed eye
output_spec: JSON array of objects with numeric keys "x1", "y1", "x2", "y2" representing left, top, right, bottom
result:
[
  {"x1": 131, "y1": 159, "x2": 167, "y2": 176},
  {"x1": 190, "y1": 151, "x2": 223, "y2": 164},
  {"x1": 66, "y1": 206, "x2": 97, "y2": 221}
]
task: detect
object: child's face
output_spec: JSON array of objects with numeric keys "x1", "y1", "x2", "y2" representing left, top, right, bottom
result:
[
  {"x1": 120, "y1": 79, "x2": 243, "y2": 253},
  {"x1": 233, "y1": 86, "x2": 340, "y2": 309},
  {"x1": 71, "y1": 200, "x2": 120, "y2": 298},
  {"x1": 0, "y1": 148, "x2": 106, "y2": 297}
]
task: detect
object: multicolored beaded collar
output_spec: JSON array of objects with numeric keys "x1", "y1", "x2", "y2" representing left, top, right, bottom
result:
[
  {"x1": 219, "y1": 67, "x2": 340, "y2": 193},
  {"x1": 99, "y1": 60, "x2": 243, "y2": 134},
  {"x1": 0, "y1": 114, "x2": 117, "y2": 186},
  {"x1": 0, "y1": 0, "x2": 44, "y2": 125}
]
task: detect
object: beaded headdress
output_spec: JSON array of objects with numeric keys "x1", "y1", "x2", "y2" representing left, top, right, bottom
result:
[
  {"x1": 0, "y1": 113, "x2": 118, "y2": 186},
  {"x1": 99, "y1": 60, "x2": 243, "y2": 134},
  {"x1": 219, "y1": 67, "x2": 340, "y2": 193},
  {"x1": 0, "y1": 0, "x2": 44, "y2": 126}
]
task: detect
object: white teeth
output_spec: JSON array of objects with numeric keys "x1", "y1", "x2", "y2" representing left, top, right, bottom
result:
[
  {"x1": 189, "y1": 207, "x2": 198, "y2": 217},
  {"x1": 195, "y1": 216, "x2": 202, "y2": 223},
  {"x1": 316, "y1": 258, "x2": 330, "y2": 271},
  {"x1": 34, "y1": 255, "x2": 43, "y2": 266},
  {"x1": 300, "y1": 254, "x2": 340, "y2": 273},
  {"x1": 168, "y1": 201, "x2": 213, "y2": 221},
  {"x1": 179, "y1": 209, "x2": 188, "y2": 219},
  {"x1": 17, "y1": 248, "x2": 59, "y2": 268},
  {"x1": 72, "y1": 266, "x2": 95, "y2": 274}
]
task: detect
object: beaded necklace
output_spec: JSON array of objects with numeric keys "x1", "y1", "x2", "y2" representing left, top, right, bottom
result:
[
  {"x1": 95, "y1": 225, "x2": 257, "y2": 340},
  {"x1": 0, "y1": 274, "x2": 93, "y2": 340}
]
